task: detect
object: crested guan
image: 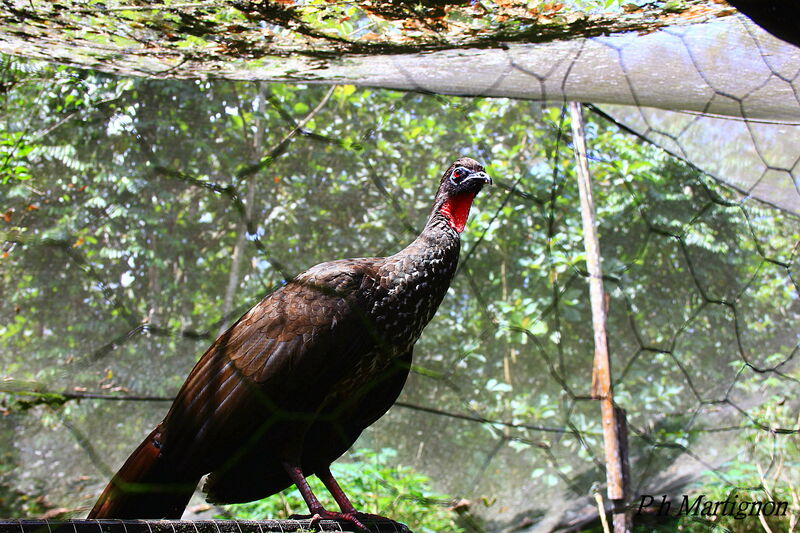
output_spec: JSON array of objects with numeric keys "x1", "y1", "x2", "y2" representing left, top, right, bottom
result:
[{"x1": 88, "y1": 157, "x2": 491, "y2": 528}]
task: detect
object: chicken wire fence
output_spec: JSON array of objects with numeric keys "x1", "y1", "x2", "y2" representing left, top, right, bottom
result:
[{"x1": 1, "y1": 7, "x2": 799, "y2": 533}]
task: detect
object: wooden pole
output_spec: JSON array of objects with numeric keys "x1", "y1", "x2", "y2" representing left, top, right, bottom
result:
[{"x1": 568, "y1": 101, "x2": 630, "y2": 533}]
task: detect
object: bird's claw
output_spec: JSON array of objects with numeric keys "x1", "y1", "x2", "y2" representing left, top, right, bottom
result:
[{"x1": 288, "y1": 510, "x2": 369, "y2": 531}]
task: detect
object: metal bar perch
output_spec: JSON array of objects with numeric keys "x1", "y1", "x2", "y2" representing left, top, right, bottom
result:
[{"x1": 0, "y1": 519, "x2": 411, "y2": 533}]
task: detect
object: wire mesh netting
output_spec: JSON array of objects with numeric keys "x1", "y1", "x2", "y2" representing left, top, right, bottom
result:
[{"x1": 1, "y1": 4, "x2": 799, "y2": 533}]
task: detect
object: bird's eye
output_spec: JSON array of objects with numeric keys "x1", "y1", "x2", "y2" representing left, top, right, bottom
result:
[{"x1": 451, "y1": 167, "x2": 468, "y2": 182}]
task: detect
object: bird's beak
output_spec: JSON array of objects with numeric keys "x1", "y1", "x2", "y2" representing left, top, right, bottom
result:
[{"x1": 472, "y1": 171, "x2": 492, "y2": 186}]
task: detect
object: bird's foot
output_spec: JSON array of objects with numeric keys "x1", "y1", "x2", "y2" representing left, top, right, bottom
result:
[{"x1": 289, "y1": 509, "x2": 403, "y2": 532}]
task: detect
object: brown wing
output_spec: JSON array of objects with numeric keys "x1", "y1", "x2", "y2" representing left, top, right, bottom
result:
[
  {"x1": 201, "y1": 350, "x2": 413, "y2": 504},
  {"x1": 156, "y1": 258, "x2": 380, "y2": 478},
  {"x1": 303, "y1": 349, "x2": 413, "y2": 471}
]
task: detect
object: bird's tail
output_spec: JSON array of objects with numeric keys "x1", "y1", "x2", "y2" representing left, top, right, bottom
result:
[{"x1": 88, "y1": 427, "x2": 197, "y2": 519}]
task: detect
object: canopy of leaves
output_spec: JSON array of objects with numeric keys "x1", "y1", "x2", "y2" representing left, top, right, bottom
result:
[{"x1": 0, "y1": 1, "x2": 734, "y2": 79}]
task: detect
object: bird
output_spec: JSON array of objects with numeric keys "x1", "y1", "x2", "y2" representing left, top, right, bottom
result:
[{"x1": 88, "y1": 157, "x2": 491, "y2": 529}]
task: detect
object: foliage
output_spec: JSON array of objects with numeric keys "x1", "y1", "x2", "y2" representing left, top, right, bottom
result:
[
  {"x1": 0, "y1": 53, "x2": 798, "y2": 533},
  {"x1": 683, "y1": 383, "x2": 800, "y2": 533},
  {"x1": 0, "y1": 1, "x2": 734, "y2": 80}
]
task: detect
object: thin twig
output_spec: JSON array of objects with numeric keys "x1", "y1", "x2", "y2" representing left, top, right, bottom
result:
[{"x1": 594, "y1": 492, "x2": 611, "y2": 533}]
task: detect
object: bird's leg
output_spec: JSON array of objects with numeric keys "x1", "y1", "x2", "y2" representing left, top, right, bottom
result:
[
  {"x1": 282, "y1": 462, "x2": 368, "y2": 531},
  {"x1": 317, "y1": 467, "x2": 401, "y2": 526},
  {"x1": 316, "y1": 466, "x2": 357, "y2": 514},
  {"x1": 282, "y1": 461, "x2": 326, "y2": 515}
]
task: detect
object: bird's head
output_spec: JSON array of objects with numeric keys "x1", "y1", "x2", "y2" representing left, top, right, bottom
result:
[{"x1": 432, "y1": 156, "x2": 492, "y2": 233}]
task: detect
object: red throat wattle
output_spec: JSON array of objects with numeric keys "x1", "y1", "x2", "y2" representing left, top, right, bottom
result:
[{"x1": 440, "y1": 192, "x2": 477, "y2": 233}]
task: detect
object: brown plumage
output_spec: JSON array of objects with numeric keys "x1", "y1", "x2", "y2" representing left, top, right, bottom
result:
[{"x1": 88, "y1": 157, "x2": 491, "y2": 527}]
